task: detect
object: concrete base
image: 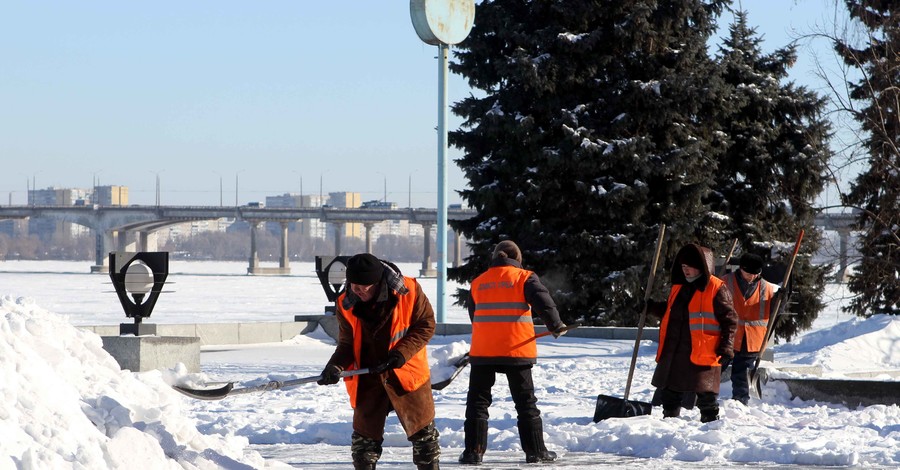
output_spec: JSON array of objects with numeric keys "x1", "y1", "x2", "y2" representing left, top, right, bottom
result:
[
  {"x1": 419, "y1": 268, "x2": 437, "y2": 278},
  {"x1": 774, "y1": 377, "x2": 900, "y2": 407},
  {"x1": 120, "y1": 323, "x2": 157, "y2": 336},
  {"x1": 247, "y1": 266, "x2": 291, "y2": 275},
  {"x1": 101, "y1": 336, "x2": 200, "y2": 373},
  {"x1": 90, "y1": 265, "x2": 109, "y2": 273}
]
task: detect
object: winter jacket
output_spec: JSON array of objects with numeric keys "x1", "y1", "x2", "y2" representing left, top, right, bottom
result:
[
  {"x1": 328, "y1": 263, "x2": 436, "y2": 439},
  {"x1": 650, "y1": 244, "x2": 738, "y2": 394},
  {"x1": 467, "y1": 257, "x2": 565, "y2": 366},
  {"x1": 723, "y1": 272, "x2": 775, "y2": 352}
]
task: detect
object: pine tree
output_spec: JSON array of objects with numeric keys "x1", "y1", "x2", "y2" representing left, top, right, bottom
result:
[
  {"x1": 448, "y1": 0, "x2": 732, "y2": 325},
  {"x1": 712, "y1": 10, "x2": 833, "y2": 340},
  {"x1": 836, "y1": 1, "x2": 900, "y2": 316}
]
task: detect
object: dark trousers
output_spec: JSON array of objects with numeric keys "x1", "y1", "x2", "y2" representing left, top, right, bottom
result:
[
  {"x1": 464, "y1": 364, "x2": 541, "y2": 422},
  {"x1": 726, "y1": 351, "x2": 758, "y2": 403},
  {"x1": 658, "y1": 387, "x2": 718, "y2": 418}
]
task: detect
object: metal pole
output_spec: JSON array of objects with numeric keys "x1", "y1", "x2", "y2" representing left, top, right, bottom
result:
[{"x1": 436, "y1": 43, "x2": 450, "y2": 323}]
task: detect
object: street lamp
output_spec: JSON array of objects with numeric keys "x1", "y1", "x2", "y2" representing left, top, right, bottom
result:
[
  {"x1": 148, "y1": 170, "x2": 164, "y2": 206},
  {"x1": 212, "y1": 171, "x2": 223, "y2": 207},
  {"x1": 292, "y1": 170, "x2": 304, "y2": 202},
  {"x1": 235, "y1": 170, "x2": 246, "y2": 206},
  {"x1": 319, "y1": 170, "x2": 331, "y2": 207},
  {"x1": 376, "y1": 171, "x2": 388, "y2": 202},
  {"x1": 92, "y1": 170, "x2": 103, "y2": 205},
  {"x1": 408, "y1": 170, "x2": 419, "y2": 208}
]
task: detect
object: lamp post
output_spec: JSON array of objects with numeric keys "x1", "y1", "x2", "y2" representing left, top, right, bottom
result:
[
  {"x1": 292, "y1": 170, "x2": 304, "y2": 203},
  {"x1": 408, "y1": 170, "x2": 419, "y2": 208},
  {"x1": 92, "y1": 170, "x2": 103, "y2": 205},
  {"x1": 235, "y1": 170, "x2": 246, "y2": 206},
  {"x1": 319, "y1": 170, "x2": 330, "y2": 207},
  {"x1": 148, "y1": 170, "x2": 163, "y2": 206},
  {"x1": 410, "y1": 0, "x2": 475, "y2": 322},
  {"x1": 376, "y1": 171, "x2": 388, "y2": 202},
  {"x1": 212, "y1": 171, "x2": 223, "y2": 206}
]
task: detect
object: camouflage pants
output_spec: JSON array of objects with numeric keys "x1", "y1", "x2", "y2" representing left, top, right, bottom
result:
[
  {"x1": 409, "y1": 421, "x2": 441, "y2": 467},
  {"x1": 351, "y1": 432, "x2": 383, "y2": 469}
]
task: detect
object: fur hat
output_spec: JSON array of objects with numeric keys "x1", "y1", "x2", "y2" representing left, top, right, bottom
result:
[
  {"x1": 345, "y1": 253, "x2": 384, "y2": 285},
  {"x1": 739, "y1": 253, "x2": 764, "y2": 275},
  {"x1": 492, "y1": 240, "x2": 523, "y2": 263}
]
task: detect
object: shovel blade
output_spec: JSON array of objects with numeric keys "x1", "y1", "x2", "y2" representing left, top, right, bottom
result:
[{"x1": 593, "y1": 394, "x2": 652, "y2": 422}]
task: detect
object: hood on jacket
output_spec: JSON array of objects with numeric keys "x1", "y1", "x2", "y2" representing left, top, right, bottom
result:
[{"x1": 671, "y1": 243, "x2": 715, "y2": 291}]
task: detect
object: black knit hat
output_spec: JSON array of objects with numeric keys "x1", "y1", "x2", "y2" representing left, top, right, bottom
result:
[
  {"x1": 346, "y1": 253, "x2": 384, "y2": 285},
  {"x1": 739, "y1": 253, "x2": 764, "y2": 275}
]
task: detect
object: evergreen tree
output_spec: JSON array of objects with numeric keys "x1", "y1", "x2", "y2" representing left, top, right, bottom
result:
[
  {"x1": 712, "y1": 10, "x2": 832, "y2": 340},
  {"x1": 836, "y1": 0, "x2": 900, "y2": 316},
  {"x1": 448, "y1": 0, "x2": 731, "y2": 325}
]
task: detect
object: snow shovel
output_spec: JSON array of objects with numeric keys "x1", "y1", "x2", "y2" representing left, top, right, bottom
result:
[
  {"x1": 431, "y1": 322, "x2": 582, "y2": 391},
  {"x1": 749, "y1": 229, "x2": 805, "y2": 398},
  {"x1": 593, "y1": 224, "x2": 666, "y2": 422},
  {"x1": 173, "y1": 368, "x2": 371, "y2": 400}
]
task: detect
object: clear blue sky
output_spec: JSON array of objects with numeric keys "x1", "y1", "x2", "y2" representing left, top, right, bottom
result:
[{"x1": 0, "y1": 0, "x2": 845, "y2": 208}]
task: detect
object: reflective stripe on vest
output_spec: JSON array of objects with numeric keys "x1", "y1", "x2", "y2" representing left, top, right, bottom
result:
[
  {"x1": 470, "y1": 265, "x2": 536, "y2": 359},
  {"x1": 337, "y1": 276, "x2": 430, "y2": 409},
  {"x1": 725, "y1": 273, "x2": 771, "y2": 352},
  {"x1": 656, "y1": 276, "x2": 725, "y2": 367}
]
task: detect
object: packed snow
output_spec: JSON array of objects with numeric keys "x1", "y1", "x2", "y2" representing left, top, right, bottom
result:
[{"x1": 1, "y1": 260, "x2": 899, "y2": 469}]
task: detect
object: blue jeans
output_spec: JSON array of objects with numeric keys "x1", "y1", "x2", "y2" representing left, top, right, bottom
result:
[{"x1": 727, "y1": 352, "x2": 759, "y2": 404}]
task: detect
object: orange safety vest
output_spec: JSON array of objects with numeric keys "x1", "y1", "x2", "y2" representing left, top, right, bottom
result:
[
  {"x1": 723, "y1": 273, "x2": 772, "y2": 352},
  {"x1": 656, "y1": 276, "x2": 725, "y2": 367},
  {"x1": 336, "y1": 276, "x2": 430, "y2": 408},
  {"x1": 470, "y1": 265, "x2": 537, "y2": 359}
]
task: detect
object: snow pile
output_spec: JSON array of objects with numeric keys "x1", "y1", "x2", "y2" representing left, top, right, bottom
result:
[
  {"x1": 775, "y1": 314, "x2": 900, "y2": 374},
  {"x1": 0, "y1": 295, "x2": 278, "y2": 469},
  {"x1": 429, "y1": 340, "x2": 469, "y2": 384}
]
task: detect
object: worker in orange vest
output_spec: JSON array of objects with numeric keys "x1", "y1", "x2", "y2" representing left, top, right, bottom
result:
[
  {"x1": 721, "y1": 252, "x2": 778, "y2": 405},
  {"x1": 650, "y1": 243, "x2": 738, "y2": 423},
  {"x1": 317, "y1": 253, "x2": 440, "y2": 470},
  {"x1": 460, "y1": 240, "x2": 567, "y2": 465}
]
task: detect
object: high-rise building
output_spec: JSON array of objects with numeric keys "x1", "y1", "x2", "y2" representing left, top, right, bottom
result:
[{"x1": 93, "y1": 185, "x2": 129, "y2": 206}]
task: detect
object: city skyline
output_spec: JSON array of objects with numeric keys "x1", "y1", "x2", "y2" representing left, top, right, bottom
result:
[{"x1": 1, "y1": 1, "x2": 847, "y2": 209}]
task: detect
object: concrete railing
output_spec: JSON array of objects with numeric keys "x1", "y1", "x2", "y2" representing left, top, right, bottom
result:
[{"x1": 81, "y1": 316, "x2": 661, "y2": 346}]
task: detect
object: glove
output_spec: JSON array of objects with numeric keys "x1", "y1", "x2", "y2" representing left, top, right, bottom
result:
[
  {"x1": 317, "y1": 363, "x2": 343, "y2": 385},
  {"x1": 552, "y1": 323, "x2": 568, "y2": 339},
  {"x1": 716, "y1": 344, "x2": 734, "y2": 361},
  {"x1": 371, "y1": 350, "x2": 406, "y2": 374}
]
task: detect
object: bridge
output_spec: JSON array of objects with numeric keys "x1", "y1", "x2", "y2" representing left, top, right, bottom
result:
[{"x1": 0, "y1": 205, "x2": 477, "y2": 275}]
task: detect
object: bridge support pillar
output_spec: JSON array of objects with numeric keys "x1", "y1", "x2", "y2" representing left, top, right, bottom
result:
[
  {"x1": 364, "y1": 223, "x2": 374, "y2": 254},
  {"x1": 91, "y1": 231, "x2": 115, "y2": 273},
  {"x1": 838, "y1": 228, "x2": 850, "y2": 282},
  {"x1": 279, "y1": 222, "x2": 290, "y2": 272},
  {"x1": 452, "y1": 229, "x2": 462, "y2": 267},
  {"x1": 333, "y1": 223, "x2": 343, "y2": 256},
  {"x1": 138, "y1": 231, "x2": 159, "y2": 252},
  {"x1": 420, "y1": 223, "x2": 436, "y2": 277},
  {"x1": 247, "y1": 220, "x2": 290, "y2": 275}
]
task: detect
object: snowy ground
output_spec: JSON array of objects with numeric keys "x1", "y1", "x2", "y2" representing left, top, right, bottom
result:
[{"x1": 1, "y1": 260, "x2": 899, "y2": 469}]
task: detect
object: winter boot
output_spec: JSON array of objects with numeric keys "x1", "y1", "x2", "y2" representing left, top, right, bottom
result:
[
  {"x1": 700, "y1": 411, "x2": 719, "y2": 423},
  {"x1": 411, "y1": 422, "x2": 441, "y2": 470},
  {"x1": 517, "y1": 418, "x2": 558, "y2": 464},
  {"x1": 351, "y1": 431, "x2": 383, "y2": 470},
  {"x1": 458, "y1": 418, "x2": 488, "y2": 465},
  {"x1": 662, "y1": 406, "x2": 681, "y2": 418}
]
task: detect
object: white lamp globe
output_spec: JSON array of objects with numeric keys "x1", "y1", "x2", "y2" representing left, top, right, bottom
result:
[{"x1": 124, "y1": 261, "x2": 154, "y2": 295}]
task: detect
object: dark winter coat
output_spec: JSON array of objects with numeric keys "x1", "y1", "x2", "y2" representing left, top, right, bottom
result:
[
  {"x1": 649, "y1": 244, "x2": 738, "y2": 394},
  {"x1": 466, "y1": 257, "x2": 565, "y2": 366},
  {"x1": 327, "y1": 263, "x2": 436, "y2": 439}
]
